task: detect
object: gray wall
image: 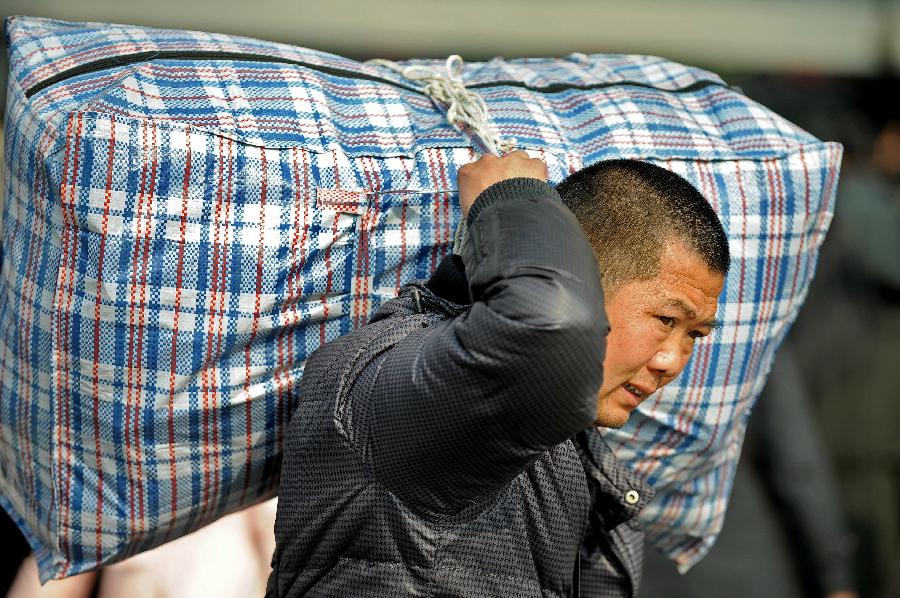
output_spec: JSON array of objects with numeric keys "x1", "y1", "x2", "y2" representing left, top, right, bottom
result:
[{"x1": 3, "y1": 0, "x2": 900, "y2": 119}]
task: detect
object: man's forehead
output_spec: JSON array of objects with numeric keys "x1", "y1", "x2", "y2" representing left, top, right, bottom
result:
[{"x1": 654, "y1": 242, "x2": 725, "y2": 317}]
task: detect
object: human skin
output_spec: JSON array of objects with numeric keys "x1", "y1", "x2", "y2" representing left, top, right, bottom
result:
[
  {"x1": 458, "y1": 152, "x2": 725, "y2": 430},
  {"x1": 8, "y1": 501, "x2": 277, "y2": 598},
  {"x1": 595, "y1": 238, "x2": 724, "y2": 428},
  {"x1": 457, "y1": 150, "x2": 548, "y2": 213}
]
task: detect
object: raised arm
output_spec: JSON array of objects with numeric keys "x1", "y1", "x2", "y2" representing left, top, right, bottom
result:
[{"x1": 369, "y1": 152, "x2": 608, "y2": 516}]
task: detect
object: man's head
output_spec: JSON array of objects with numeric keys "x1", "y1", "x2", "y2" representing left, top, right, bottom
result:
[{"x1": 556, "y1": 159, "x2": 730, "y2": 428}]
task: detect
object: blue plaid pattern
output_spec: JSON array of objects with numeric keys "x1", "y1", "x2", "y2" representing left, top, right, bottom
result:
[{"x1": 0, "y1": 16, "x2": 841, "y2": 580}]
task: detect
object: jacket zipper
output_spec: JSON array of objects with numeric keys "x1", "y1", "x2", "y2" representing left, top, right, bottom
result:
[{"x1": 24, "y1": 49, "x2": 728, "y2": 99}]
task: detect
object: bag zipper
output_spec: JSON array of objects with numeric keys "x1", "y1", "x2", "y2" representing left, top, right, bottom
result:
[{"x1": 25, "y1": 49, "x2": 728, "y2": 99}]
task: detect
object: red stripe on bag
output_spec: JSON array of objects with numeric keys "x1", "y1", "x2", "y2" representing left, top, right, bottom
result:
[
  {"x1": 395, "y1": 161, "x2": 413, "y2": 292},
  {"x1": 319, "y1": 151, "x2": 342, "y2": 346},
  {"x1": 437, "y1": 151, "x2": 452, "y2": 263},
  {"x1": 212, "y1": 136, "x2": 235, "y2": 516},
  {"x1": 354, "y1": 157, "x2": 380, "y2": 328},
  {"x1": 125, "y1": 121, "x2": 146, "y2": 537},
  {"x1": 277, "y1": 148, "x2": 312, "y2": 455},
  {"x1": 789, "y1": 148, "x2": 812, "y2": 300},
  {"x1": 165, "y1": 126, "x2": 194, "y2": 531},
  {"x1": 91, "y1": 114, "x2": 118, "y2": 563},
  {"x1": 200, "y1": 136, "x2": 225, "y2": 521},
  {"x1": 241, "y1": 148, "x2": 268, "y2": 503},
  {"x1": 270, "y1": 147, "x2": 292, "y2": 492},
  {"x1": 426, "y1": 149, "x2": 442, "y2": 273},
  {"x1": 56, "y1": 112, "x2": 84, "y2": 576},
  {"x1": 746, "y1": 160, "x2": 782, "y2": 383},
  {"x1": 136, "y1": 121, "x2": 161, "y2": 534},
  {"x1": 125, "y1": 120, "x2": 158, "y2": 539}
]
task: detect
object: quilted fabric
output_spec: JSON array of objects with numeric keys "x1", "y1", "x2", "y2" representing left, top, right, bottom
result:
[{"x1": 0, "y1": 16, "x2": 841, "y2": 580}]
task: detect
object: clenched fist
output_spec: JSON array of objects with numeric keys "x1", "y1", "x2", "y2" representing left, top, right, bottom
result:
[{"x1": 457, "y1": 151, "x2": 548, "y2": 217}]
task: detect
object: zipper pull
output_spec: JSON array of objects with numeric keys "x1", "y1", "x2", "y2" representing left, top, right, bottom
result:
[{"x1": 411, "y1": 288, "x2": 425, "y2": 314}]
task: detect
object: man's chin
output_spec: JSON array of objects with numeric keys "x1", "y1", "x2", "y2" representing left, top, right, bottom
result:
[{"x1": 592, "y1": 404, "x2": 632, "y2": 429}]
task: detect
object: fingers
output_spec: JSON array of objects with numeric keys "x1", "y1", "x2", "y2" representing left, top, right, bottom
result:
[
  {"x1": 457, "y1": 150, "x2": 548, "y2": 218},
  {"x1": 496, "y1": 150, "x2": 548, "y2": 179}
]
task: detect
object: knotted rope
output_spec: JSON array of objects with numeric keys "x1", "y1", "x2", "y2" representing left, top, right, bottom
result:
[{"x1": 367, "y1": 55, "x2": 515, "y2": 156}]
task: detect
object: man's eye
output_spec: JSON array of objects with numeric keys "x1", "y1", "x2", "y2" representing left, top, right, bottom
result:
[
  {"x1": 688, "y1": 330, "x2": 708, "y2": 340},
  {"x1": 657, "y1": 316, "x2": 676, "y2": 328}
]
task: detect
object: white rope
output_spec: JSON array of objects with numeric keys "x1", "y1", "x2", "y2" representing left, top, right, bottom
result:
[{"x1": 367, "y1": 55, "x2": 515, "y2": 155}]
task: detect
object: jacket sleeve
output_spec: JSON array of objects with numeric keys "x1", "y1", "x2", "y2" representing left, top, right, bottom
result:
[{"x1": 369, "y1": 177, "x2": 608, "y2": 516}]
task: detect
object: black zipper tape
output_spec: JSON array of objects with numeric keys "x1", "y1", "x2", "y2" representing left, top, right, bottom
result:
[{"x1": 24, "y1": 49, "x2": 728, "y2": 99}]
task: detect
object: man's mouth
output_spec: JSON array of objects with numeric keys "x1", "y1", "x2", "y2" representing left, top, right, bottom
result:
[
  {"x1": 621, "y1": 382, "x2": 653, "y2": 409},
  {"x1": 623, "y1": 382, "x2": 646, "y2": 399}
]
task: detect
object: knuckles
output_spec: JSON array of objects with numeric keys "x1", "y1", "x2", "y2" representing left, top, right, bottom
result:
[{"x1": 457, "y1": 151, "x2": 546, "y2": 189}]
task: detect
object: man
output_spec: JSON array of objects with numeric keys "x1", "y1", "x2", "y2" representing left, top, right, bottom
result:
[{"x1": 267, "y1": 152, "x2": 729, "y2": 597}]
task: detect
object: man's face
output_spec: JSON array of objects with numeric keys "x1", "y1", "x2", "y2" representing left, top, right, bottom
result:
[{"x1": 595, "y1": 237, "x2": 725, "y2": 428}]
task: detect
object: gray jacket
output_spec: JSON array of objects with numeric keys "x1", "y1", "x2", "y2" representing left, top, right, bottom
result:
[{"x1": 267, "y1": 178, "x2": 654, "y2": 597}]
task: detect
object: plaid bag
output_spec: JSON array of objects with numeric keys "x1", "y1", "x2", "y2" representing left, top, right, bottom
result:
[{"x1": 1, "y1": 16, "x2": 841, "y2": 580}]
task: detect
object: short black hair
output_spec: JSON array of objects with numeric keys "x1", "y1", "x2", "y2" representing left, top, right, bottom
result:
[{"x1": 556, "y1": 159, "x2": 730, "y2": 290}]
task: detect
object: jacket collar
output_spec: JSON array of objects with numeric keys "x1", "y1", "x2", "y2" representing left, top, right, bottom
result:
[
  {"x1": 371, "y1": 254, "x2": 470, "y2": 323},
  {"x1": 574, "y1": 429, "x2": 655, "y2": 531}
]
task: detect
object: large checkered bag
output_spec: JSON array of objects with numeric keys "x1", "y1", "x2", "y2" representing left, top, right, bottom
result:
[{"x1": 1, "y1": 16, "x2": 840, "y2": 580}]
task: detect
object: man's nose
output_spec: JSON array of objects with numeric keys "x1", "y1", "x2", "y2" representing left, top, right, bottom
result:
[{"x1": 647, "y1": 336, "x2": 690, "y2": 381}]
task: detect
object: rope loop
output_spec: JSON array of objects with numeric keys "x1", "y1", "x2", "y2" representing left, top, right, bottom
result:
[{"x1": 367, "y1": 55, "x2": 515, "y2": 155}]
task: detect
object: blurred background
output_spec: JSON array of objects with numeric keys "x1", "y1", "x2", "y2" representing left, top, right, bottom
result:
[{"x1": 0, "y1": 1, "x2": 897, "y2": 597}]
